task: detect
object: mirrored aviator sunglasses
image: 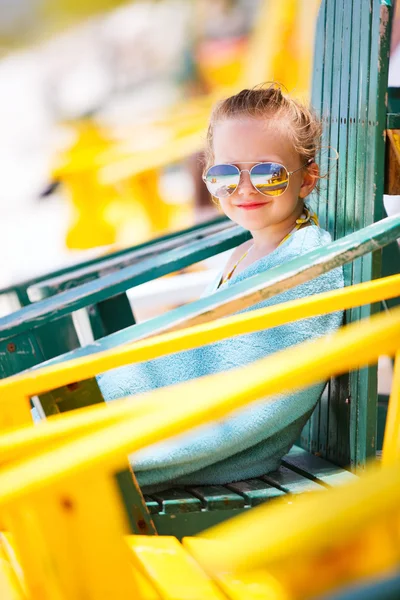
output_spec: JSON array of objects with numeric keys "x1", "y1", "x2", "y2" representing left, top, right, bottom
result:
[{"x1": 203, "y1": 162, "x2": 291, "y2": 199}]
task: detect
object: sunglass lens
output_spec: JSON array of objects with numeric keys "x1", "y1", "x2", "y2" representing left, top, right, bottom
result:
[
  {"x1": 251, "y1": 163, "x2": 289, "y2": 196},
  {"x1": 204, "y1": 164, "x2": 240, "y2": 198}
]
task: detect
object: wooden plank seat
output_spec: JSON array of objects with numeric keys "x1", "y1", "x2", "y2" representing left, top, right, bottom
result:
[{"x1": 144, "y1": 446, "x2": 355, "y2": 537}]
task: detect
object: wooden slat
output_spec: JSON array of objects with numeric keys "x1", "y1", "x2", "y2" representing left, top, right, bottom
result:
[
  {"x1": 150, "y1": 489, "x2": 203, "y2": 515},
  {"x1": 261, "y1": 465, "x2": 324, "y2": 495},
  {"x1": 309, "y1": 0, "x2": 334, "y2": 457},
  {"x1": 226, "y1": 479, "x2": 285, "y2": 507},
  {"x1": 186, "y1": 485, "x2": 245, "y2": 511},
  {"x1": 334, "y1": 0, "x2": 363, "y2": 468},
  {"x1": 349, "y1": 0, "x2": 373, "y2": 471},
  {"x1": 31, "y1": 220, "x2": 233, "y2": 298},
  {"x1": 326, "y1": 0, "x2": 345, "y2": 467},
  {"x1": 331, "y1": 0, "x2": 353, "y2": 468},
  {"x1": 319, "y1": 0, "x2": 335, "y2": 232},
  {"x1": 307, "y1": 0, "x2": 328, "y2": 454},
  {"x1": 0, "y1": 216, "x2": 228, "y2": 301},
  {"x1": 356, "y1": 0, "x2": 393, "y2": 470},
  {"x1": 281, "y1": 446, "x2": 356, "y2": 487}
]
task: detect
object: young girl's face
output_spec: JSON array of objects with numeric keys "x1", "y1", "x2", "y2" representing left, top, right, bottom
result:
[{"x1": 212, "y1": 116, "x2": 315, "y2": 234}]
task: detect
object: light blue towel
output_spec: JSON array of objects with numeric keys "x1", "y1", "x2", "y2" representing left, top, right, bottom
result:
[{"x1": 97, "y1": 224, "x2": 344, "y2": 491}]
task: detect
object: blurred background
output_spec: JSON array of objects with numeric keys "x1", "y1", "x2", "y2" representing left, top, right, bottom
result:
[{"x1": 0, "y1": 0, "x2": 399, "y2": 294}]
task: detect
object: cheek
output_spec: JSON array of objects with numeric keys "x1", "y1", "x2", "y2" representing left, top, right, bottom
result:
[{"x1": 218, "y1": 198, "x2": 234, "y2": 215}]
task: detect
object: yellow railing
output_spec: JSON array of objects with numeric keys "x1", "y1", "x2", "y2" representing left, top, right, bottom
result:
[
  {"x1": 0, "y1": 302, "x2": 399, "y2": 598},
  {"x1": 1, "y1": 272, "x2": 399, "y2": 434}
]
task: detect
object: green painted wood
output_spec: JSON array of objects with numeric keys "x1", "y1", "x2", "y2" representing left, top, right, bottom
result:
[
  {"x1": 0, "y1": 225, "x2": 249, "y2": 346},
  {"x1": 388, "y1": 87, "x2": 400, "y2": 112},
  {"x1": 261, "y1": 466, "x2": 324, "y2": 495},
  {"x1": 115, "y1": 469, "x2": 156, "y2": 535},
  {"x1": 377, "y1": 397, "x2": 388, "y2": 451},
  {"x1": 150, "y1": 488, "x2": 203, "y2": 514},
  {"x1": 348, "y1": 0, "x2": 373, "y2": 471},
  {"x1": 186, "y1": 485, "x2": 245, "y2": 511},
  {"x1": 144, "y1": 452, "x2": 351, "y2": 536},
  {"x1": 356, "y1": 0, "x2": 393, "y2": 471},
  {"x1": 304, "y1": 0, "x2": 395, "y2": 472},
  {"x1": 30, "y1": 219, "x2": 233, "y2": 300},
  {"x1": 0, "y1": 216, "x2": 229, "y2": 305},
  {"x1": 332, "y1": 0, "x2": 353, "y2": 468},
  {"x1": 318, "y1": 0, "x2": 335, "y2": 232},
  {"x1": 0, "y1": 332, "x2": 45, "y2": 378},
  {"x1": 143, "y1": 495, "x2": 161, "y2": 515},
  {"x1": 306, "y1": 0, "x2": 327, "y2": 453},
  {"x1": 386, "y1": 113, "x2": 400, "y2": 128},
  {"x1": 226, "y1": 479, "x2": 285, "y2": 506},
  {"x1": 152, "y1": 508, "x2": 246, "y2": 539},
  {"x1": 326, "y1": 0, "x2": 345, "y2": 466},
  {"x1": 37, "y1": 377, "x2": 104, "y2": 417},
  {"x1": 87, "y1": 293, "x2": 135, "y2": 340},
  {"x1": 281, "y1": 446, "x2": 356, "y2": 488},
  {"x1": 309, "y1": 0, "x2": 335, "y2": 457}
]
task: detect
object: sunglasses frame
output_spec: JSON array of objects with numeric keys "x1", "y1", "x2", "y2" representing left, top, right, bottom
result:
[{"x1": 203, "y1": 159, "x2": 313, "y2": 199}]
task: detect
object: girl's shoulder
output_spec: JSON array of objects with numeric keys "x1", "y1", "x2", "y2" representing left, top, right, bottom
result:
[{"x1": 287, "y1": 224, "x2": 332, "y2": 255}]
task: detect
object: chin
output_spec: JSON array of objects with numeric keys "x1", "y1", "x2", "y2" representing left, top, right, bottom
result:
[{"x1": 237, "y1": 217, "x2": 272, "y2": 230}]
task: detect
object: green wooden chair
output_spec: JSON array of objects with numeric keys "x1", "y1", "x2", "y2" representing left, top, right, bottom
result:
[
  {"x1": 0, "y1": 222, "x2": 249, "y2": 378},
  {"x1": 0, "y1": 215, "x2": 236, "y2": 340},
  {"x1": 0, "y1": 0, "x2": 399, "y2": 538}
]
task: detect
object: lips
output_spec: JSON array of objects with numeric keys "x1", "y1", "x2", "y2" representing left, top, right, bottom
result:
[{"x1": 236, "y1": 202, "x2": 269, "y2": 210}]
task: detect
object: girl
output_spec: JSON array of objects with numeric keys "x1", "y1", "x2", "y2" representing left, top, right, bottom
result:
[{"x1": 98, "y1": 86, "x2": 344, "y2": 491}]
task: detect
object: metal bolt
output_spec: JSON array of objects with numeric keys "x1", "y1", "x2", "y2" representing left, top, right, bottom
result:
[
  {"x1": 136, "y1": 519, "x2": 147, "y2": 531},
  {"x1": 67, "y1": 382, "x2": 79, "y2": 392},
  {"x1": 7, "y1": 343, "x2": 16, "y2": 352}
]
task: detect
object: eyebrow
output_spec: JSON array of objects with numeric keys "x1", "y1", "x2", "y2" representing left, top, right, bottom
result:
[{"x1": 219, "y1": 158, "x2": 285, "y2": 166}]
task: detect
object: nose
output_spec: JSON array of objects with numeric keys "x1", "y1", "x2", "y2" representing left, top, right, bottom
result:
[{"x1": 237, "y1": 170, "x2": 257, "y2": 197}]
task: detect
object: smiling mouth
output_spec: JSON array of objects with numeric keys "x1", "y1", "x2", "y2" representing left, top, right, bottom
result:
[{"x1": 236, "y1": 202, "x2": 270, "y2": 210}]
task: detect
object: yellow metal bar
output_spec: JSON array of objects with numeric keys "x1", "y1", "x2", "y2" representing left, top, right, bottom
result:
[
  {"x1": 128, "y1": 535, "x2": 225, "y2": 600},
  {"x1": 1, "y1": 272, "x2": 399, "y2": 429},
  {"x1": 381, "y1": 350, "x2": 400, "y2": 466},
  {"x1": 0, "y1": 542, "x2": 25, "y2": 600},
  {"x1": 1, "y1": 274, "x2": 400, "y2": 461},
  {"x1": 2, "y1": 470, "x2": 141, "y2": 600},
  {"x1": 241, "y1": 0, "x2": 320, "y2": 96},
  {"x1": 0, "y1": 305, "x2": 399, "y2": 509}
]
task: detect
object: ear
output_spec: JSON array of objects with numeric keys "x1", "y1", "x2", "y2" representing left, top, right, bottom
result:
[{"x1": 299, "y1": 162, "x2": 319, "y2": 198}]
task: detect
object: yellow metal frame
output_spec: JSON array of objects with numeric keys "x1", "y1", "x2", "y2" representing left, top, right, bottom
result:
[
  {"x1": 0, "y1": 297, "x2": 400, "y2": 599},
  {"x1": 1, "y1": 272, "x2": 399, "y2": 433},
  {"x1": 382, "y1": 350, "x2": 400, "y2": 466}
]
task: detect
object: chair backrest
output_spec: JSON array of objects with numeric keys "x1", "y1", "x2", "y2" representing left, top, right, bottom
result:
[
  {"x1": 0, "y1": 215, "x2": 229, "y2": 314},
  {"x1": 300, "y1": 0, "x2": 394, "y2": 469},
  {"x1": 0, "y1": 223, "x2": 248, "y2": 379}
]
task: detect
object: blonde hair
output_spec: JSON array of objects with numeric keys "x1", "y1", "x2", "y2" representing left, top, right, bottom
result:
[{"x1": 204, "y1": 84, "x2": 322, "y2": 174}]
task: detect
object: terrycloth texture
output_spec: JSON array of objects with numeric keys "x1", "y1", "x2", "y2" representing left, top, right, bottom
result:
[{"x1": 97, "y1": 225, "x2": 344, "y2": 491}]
